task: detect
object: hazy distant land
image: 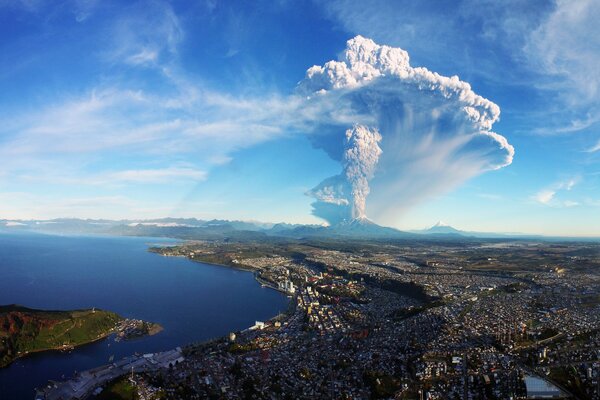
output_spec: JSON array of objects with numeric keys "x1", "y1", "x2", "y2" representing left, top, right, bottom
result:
[{"x1": 3, "y1": 217, "x2": 598, "y2": 242}]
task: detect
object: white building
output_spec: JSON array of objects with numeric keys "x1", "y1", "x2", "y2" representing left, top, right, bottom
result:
[{"x1": 278, "y1": 279, "x2": 295, "y2": 294}]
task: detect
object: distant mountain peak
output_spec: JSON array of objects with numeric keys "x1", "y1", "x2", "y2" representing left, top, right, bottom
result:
[
  {"x1": 335, "y1": 216, "x2": 376, "y2": 227},
  {"x1": 322, "y1": 217, "x2": 409, "y2": 238},
  {"x1": 424, "y1": 221, "x2": 462, "y2": 235}
]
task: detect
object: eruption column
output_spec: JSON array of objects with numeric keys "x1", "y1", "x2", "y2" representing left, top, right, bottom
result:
[{"x1": 343, "y1": 124, "x2": 382, "y2": 219}]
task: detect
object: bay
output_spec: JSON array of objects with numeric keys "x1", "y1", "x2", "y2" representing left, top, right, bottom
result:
[{"x1": 0, "y1": 231, "x2": 288, "y2": 399}]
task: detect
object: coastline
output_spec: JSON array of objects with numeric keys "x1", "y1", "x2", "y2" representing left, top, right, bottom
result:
[
  {"x1": 1, "y1": 312, "x2": 164, "y2": 370},
  {"x1": 0, "y1": 233, "x2": 289, "y2": 400},
  {"x1": 151, "y1": 247, "x2": 291, "y2": 293},
  {"x1": 32, "y1": 246, "x2": 292, "y2": 399},
  {"x1": 1, "y1": 330, "x2": 116, "y2": 369},
  {"x1": 165, "y1": 254, "x2": 258, "y2": 273}
]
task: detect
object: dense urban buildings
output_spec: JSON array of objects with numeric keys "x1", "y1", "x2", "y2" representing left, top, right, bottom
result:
[{"x1": 36, "y1": 237, "x2": 600, "y2": 399}]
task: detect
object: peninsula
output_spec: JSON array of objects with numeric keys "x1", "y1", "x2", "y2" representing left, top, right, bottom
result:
[{"x1": 0, "y1": 305, "x2": 162, "y2": 368}]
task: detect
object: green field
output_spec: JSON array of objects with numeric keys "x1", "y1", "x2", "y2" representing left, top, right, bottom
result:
[
  {"x1": 95, "y1": 377, "x2": 138, "y2": 400},
  {"x1": 0, "y1": 304, "x2": 123, "y2": 367}
]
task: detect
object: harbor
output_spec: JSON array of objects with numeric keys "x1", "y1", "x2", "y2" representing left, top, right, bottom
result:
[{"x1": 34, "y1": 348, "x2": 184, "y2": 400}]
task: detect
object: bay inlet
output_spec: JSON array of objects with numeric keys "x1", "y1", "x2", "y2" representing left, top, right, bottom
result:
[{"x1": 0, "y1": 232, "x2": 288, "y2": 399}]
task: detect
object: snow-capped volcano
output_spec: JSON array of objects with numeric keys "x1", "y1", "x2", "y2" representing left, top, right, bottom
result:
[{"x1": 426, "y1": 221, "x2": 463, "y2": 234}]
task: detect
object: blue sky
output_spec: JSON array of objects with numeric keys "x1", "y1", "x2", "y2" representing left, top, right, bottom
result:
[{"x1": 0, "y1": 0, "x2": 599, "y2": 236}]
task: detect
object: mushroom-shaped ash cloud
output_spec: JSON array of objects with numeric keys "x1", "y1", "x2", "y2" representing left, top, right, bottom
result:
[{"x1": 298, "y1": 36, "x2": 514, "y2": 225}]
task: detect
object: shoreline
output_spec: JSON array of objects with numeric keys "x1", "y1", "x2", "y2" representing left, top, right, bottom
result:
[
  {"x1": 0, "y1": 234, "x2": 290, "y2": 400},
  {"x1": 1, "y1": 314, "x2": 164, "y2": 370},
  {"x1": 149, "y1": 248, "x2": 256, "y2": 272},
  {"x1": 152, "y1": 248, "x2": 293, "y2": 295},
  {"x1": 159, "y1": 250, "x2": 298, "y2": 340},
  {"x1": 32, "y1": 247, "x2": 293, "y2": 399},
  {"x1": 1, "y1": 330, "x2": 117, "y2": 369}
]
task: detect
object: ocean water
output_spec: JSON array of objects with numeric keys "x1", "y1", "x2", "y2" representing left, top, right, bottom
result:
[{"x1": 0, "y1": 231, "x2": 288, "y2": 399}]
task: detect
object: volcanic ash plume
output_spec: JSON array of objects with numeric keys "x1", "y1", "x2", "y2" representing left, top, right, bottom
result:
[
  {"x1": 343, "y1": 124, "x2": 382, "y2": 219},
  {"x1": 300, "y1": 36, "x2": 514, "y2": 226}
]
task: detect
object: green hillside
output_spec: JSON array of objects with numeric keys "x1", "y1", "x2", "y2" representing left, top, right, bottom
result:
[{"x1": 0, "y1": 304, "x2": 123, "y2": 368}]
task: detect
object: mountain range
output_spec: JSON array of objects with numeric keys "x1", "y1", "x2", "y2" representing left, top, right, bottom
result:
[{"x1": 0, "y1": 217, "x2": 594, "y2": 241}]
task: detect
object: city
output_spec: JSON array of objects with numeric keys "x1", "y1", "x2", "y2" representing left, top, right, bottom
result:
[
  {"x1": 37, "y1": 237, "x2": 599, "y2": 399},
  {"x1": 2, "y1": 1, "x2": 600, "y2": 399}
]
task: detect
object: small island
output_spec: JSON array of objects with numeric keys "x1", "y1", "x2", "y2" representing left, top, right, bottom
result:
[{"x1": 0, "y1": 304, "x2": 162, "y2": 368}]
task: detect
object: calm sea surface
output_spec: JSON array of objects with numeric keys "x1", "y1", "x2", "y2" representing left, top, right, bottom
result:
[{"x1": 0, "y1": 231, "x2": 288, "y2": 399}]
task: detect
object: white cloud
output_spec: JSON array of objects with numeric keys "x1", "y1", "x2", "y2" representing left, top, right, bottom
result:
[
  {"x1": 587, "y1": 139, "x2": 600, "y2": 153},
  {"x1": 534, "y1": 190, "x2": 556, "y2": 205},
  {"x1": 4, "y1": 221, "x2": 26, "y2": 227},
  {"x1": 561, "y1": 178, "x2": 577, "y2": 191},
  {"x1": 126, "y1": 48, "x2": 159, "y2": 66},
  {"x1": 533, "y1": 177, "x2": 580, "y2": 207}
]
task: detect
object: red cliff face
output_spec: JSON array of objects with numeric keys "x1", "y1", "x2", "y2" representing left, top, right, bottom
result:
[{"x1": 0, "y1": 312, "x2": 60, "y2": 336}]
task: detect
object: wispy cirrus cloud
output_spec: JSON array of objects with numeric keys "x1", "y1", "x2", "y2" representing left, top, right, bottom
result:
[
  {"x1": 586, "y1": 140, "x2": 600, "y2": 153},
  {"x1": 106, "y1": 167, "x2": 207, "y2": 184},
  {"x1": 0, "y1": 86, "x2": 290, "y2": 167},
  {"x1": 321, "y1": 0, "x2": 600, "y2": 136},
  {"x1": 126, "y1": 49, "x2": 159, "y2": 66},
  {"x1": 103, "y1": 1, "x2": 183, "y2": 67},
  {"x1": 0, "y1": 0, "x2": 302, "y2": 200},
  {"x1": 523, "y1": 0, "x2": 600, "y2": 136},
  {"x1": 526, "y1": 0, "x2": 600, "y2": 104}
]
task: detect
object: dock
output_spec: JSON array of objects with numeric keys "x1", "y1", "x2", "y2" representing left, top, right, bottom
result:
[{"x1": 34, "y1": 348, "x2": 184, "y2": 400}]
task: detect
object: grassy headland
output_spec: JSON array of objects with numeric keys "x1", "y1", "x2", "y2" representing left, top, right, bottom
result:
[{"x1": 1, "y1": 304, "x2": 121, "y2": 367}]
